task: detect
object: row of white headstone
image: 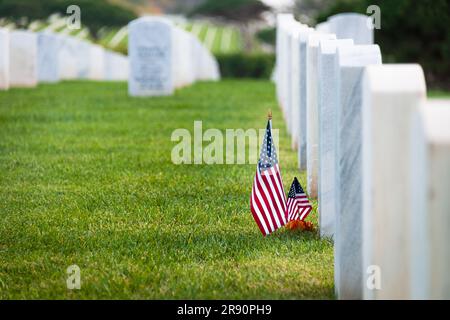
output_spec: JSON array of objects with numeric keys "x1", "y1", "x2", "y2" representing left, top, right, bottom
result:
[
  {"x1": 128, "y1": 17, "x2": 220, "y2": 97},
  {"x1": 0, "y1": 28, "x2": 129, "y2": 90},
  {"x1": 275, "y1": 12, "x2": 450, "y2": 300}
]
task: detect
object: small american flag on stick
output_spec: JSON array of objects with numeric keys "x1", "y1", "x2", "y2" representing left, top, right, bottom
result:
[
  {"x1": 250, "y1": 111, "x2": 287, "y2": 236},
  {"x1": 287, "y1": 177, "x2": 312, "y2": 221}
]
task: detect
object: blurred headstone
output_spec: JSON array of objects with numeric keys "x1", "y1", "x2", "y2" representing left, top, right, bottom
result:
[
  {"x1": 37, "y1": 32, "x2": 60, "y2": 83},
  {"x1": 88, "y1": 44, "x2": 105, "y2": 80},
  {"x1": 0, "y1": 28, "x2": 9, "y2": 90},
  {"x1": 410, "y1": 100, "x2": 450, "y2": 300},
  {"x1": 328, "y1": 13, "x2": 374, "y2": 45},
  {"x1": 128, "y1": 17, "x2": 174, "y2": 96},
  {"x1": 9, "y1": 30, "x2": 37, "y2": 87}
]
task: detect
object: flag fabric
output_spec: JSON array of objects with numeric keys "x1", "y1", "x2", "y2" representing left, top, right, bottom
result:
[
  {"x1": 250, "y1": 118, "x2": 287, "y2": 236},
  {"x1": 287, "y1": 177, "x2": 312, "y2": 221}
]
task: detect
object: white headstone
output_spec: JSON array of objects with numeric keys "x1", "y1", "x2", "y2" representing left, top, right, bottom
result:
[
  {"x1": 197, "y1": 46, "x2": 220, "y2": 81},
  {"x1": 0, "y1": 28, "x2": 9, "y2": 90},
  {"x1": 286, "y1": 20, "x2": 305, "y2": 137},
  {"x1": 306, "y1": 33, "x2": 336, "y2": 199},
  {"x1": 191, "y1": 37, "x2": 203, "y2": 81},
  {"x1": 362, "y1": 64, "x2": 427, "y2": 299},
  {"x1": 335, "y1": 44, "x2": 381, "y2": 299},
  {"x1": 104, "y1": 51, "x2": 128, "y2": 81},
  {"x1": 211, "y1": 57, "x2": 220, "y2": 81},
  {"x1": 76, "y1": 40, "x2": 91, "y2": 79},
  {"x1": 410, "y1": 100, "x2": 450, "y2": 300},
  {"x1": 285, "y1": 26, "x2": 294, "y2": 133},
  {"x1": 275, "y1": 14, "x2": 295, "y2": 112},
  {"x1": 88, "y1": 44, "x2": 105, "y2": 80},
  {"x1": 317, "y1": 38, "x2": 354, "y2": 238},
  {"x1": 290, "y1": 23, "x2": 308, "y2": 150},
  {"x1": 328, "y1": 13, "x2": 374, "y2": 45},
  {"x1": 9, "y1": 30, "x2": 38, "y2": 87},
  {"x1": 198, "y1": 46, "x2": 210, "y2": 81},
  {"x1": 316, "y1": 22, "x2": 330, "y2": 33},
  {"x1": 37, "y1": 32, "x2": 60, "y2": 83},
  {"x1": 128, "y1": 17, "x2": 174, "y2": 96},
  {"x1": 58, "y1": 36, "x2": 79, "y2": 80},
  {"x1": 297, "y1": 28, "x2": 315, "y2": 171},
  {"x1": 173, "y1": 28, "x2": 195, "y2": 88}
]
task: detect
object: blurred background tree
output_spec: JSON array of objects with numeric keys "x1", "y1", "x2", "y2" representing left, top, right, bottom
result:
[
  {"x1": 0, "y1": 0, "x2": 137, "y2": 37},
  {"x1": 189, "y1": 0, "x2": 271, "y2": 52},
  {"x1": 110, "y1": 0, "x2": 204, "y2": 15},
  {"x1": 294, "y1": 0, "x2": 330, "y2": 25},
  {"x1": 0, "y1": 0, "x2": 448, "y2": 85},
  {"x1": 313, "y1": 0, "x2": 450, "y2": 89},
  {"x1": 256, "y1": 27, "x2": 276, "y2": 46}
]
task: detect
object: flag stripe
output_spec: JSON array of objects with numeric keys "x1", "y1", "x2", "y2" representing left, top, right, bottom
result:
[
  {"x1": 250, "y1": 187, "x2": 269, "y2": 235},
  {"x1": 272, "y1": 165, "x2": 287, "y2": 211},
  {"x1": 253, "y1": 176, "x2": 271, "y2": 232},
  {"x1": 255, "y1": 176, "x2": 274, "y2": 233},
  {"x1": 261, "y1": 179, "x2": 284, "y2": 228},
  {"x1": 270, "y1": 165, "x2": 287, "y2": 223},
  {"x1": 256, "y1": 171, "x2": 281, "y2": 229},
  {"x1": 299, "y1": 206, "x2": 312, "y2": 221},
  {"x1": 255, "y1": 173, "x2": 279, "y2": 230},
  {"x1": 263, "y1": 172, "x2": 286, "y2": 225},
  {"x1": 254, "y1": 175, "x2": 276, "y2": 232},
  {"x1": 252, "y1": 176, "x2": 272, "y2": 234}
]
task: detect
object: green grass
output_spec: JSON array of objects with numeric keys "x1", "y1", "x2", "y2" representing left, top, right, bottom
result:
[
  {"x1": 428, "y1": 90, "x2": 450, "y2": 98},
  {"x1": 0, "y1": 80, "x2": 334, "y2": 299},
  {"x1": 211, "y1": 27, "x2": 223, "y2": 53},
  {"x1": 197, "y1": 24, "x2": 209, "y2": 44},
  {"x1": 182, "y1": 23, "x2": 243, "y2": 54},
  {"x1": 208, "y1": 25, "x2": 243, "y2": 54},
  {"x1": 95, "y1": 22, "x2": 244, "y2": 55}
]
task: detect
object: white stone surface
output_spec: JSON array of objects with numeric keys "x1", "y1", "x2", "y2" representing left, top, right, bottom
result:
[
  {"x1": 128, "y1": 17, "x2": 174, "y2": 96},
  {"x1": 104, "y1": 51, "x2": 128, "y2": 81},
  {"x1": 286, "y1": 20, "x2": 305, "y2": 139},
  {"x1": 284, "y1": 25, "x2": 294, "y2": 134},
  {"x1": 58, "y1": 36, "x2": 79, "y2": 80},
  {"x1": 297, "y1": 28, "x2": 315, "y2": 171},
  {"x1": 290, "y1": 23, "x2": 308, "y2": 150},
  {"x1": 191, "y1": 37, "x2": 203, "y2": 81},
  {"x1": 306, "y1": 32, "x2": 336, "y2": 199},
  {"x1": 197, "y1": 45, "x2": 220, "y2": 81},
  {"x1": 317, "y1": 38, "x2": 354, "y2": 238},
  {"x1": 37, "y1": 32, "x2": 60, "y2": 83},
  {"x1": 9, "y1": 30, "x2": 37, "y2": 87},
  {"x1": 0, "y1": 28, "x2": 9, "y2": 90},
  {"x1": 88, "y1": 44, "x2": 105, "y2": 80},
  {"x1": 328, "y1": 13, "x2": 373, "y2": 45},
  {"x1": 76, "y1": 40, "x2": 91, "y2": 79},
  {"x1": 362, "y1": 64, "x2": 427, "y2": 299},
  {"x1": 316, "y1": 22, "x2": 330, "y2": 33},
  {"x1": 334, "y1": 44, "x2": 381, "y2": 300},
  {"x1": 410, "y1": 100, "x2": 450, "y2": 300},
  {"x1": 275, "y1": 14, "x2": 295, "y2": 113},
  {"x1": 173, "y1": 28, "x2": 195, "y2": 88},
  {"x1": 173, "y1": 28, "x2": 185, "y2": 88}
]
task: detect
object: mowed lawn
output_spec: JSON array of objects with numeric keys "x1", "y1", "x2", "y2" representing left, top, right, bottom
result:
[{"x1": 0, "y1": 80, "x2": 334, "y2": 299}]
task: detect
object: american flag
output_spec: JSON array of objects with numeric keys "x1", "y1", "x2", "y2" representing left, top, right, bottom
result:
[
  {"x1": 250, "y1": 117, "x2": 287, "y2": 236},
  {"x1": 287, "y1": 177, "x2": 312, "y2": 221}
]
